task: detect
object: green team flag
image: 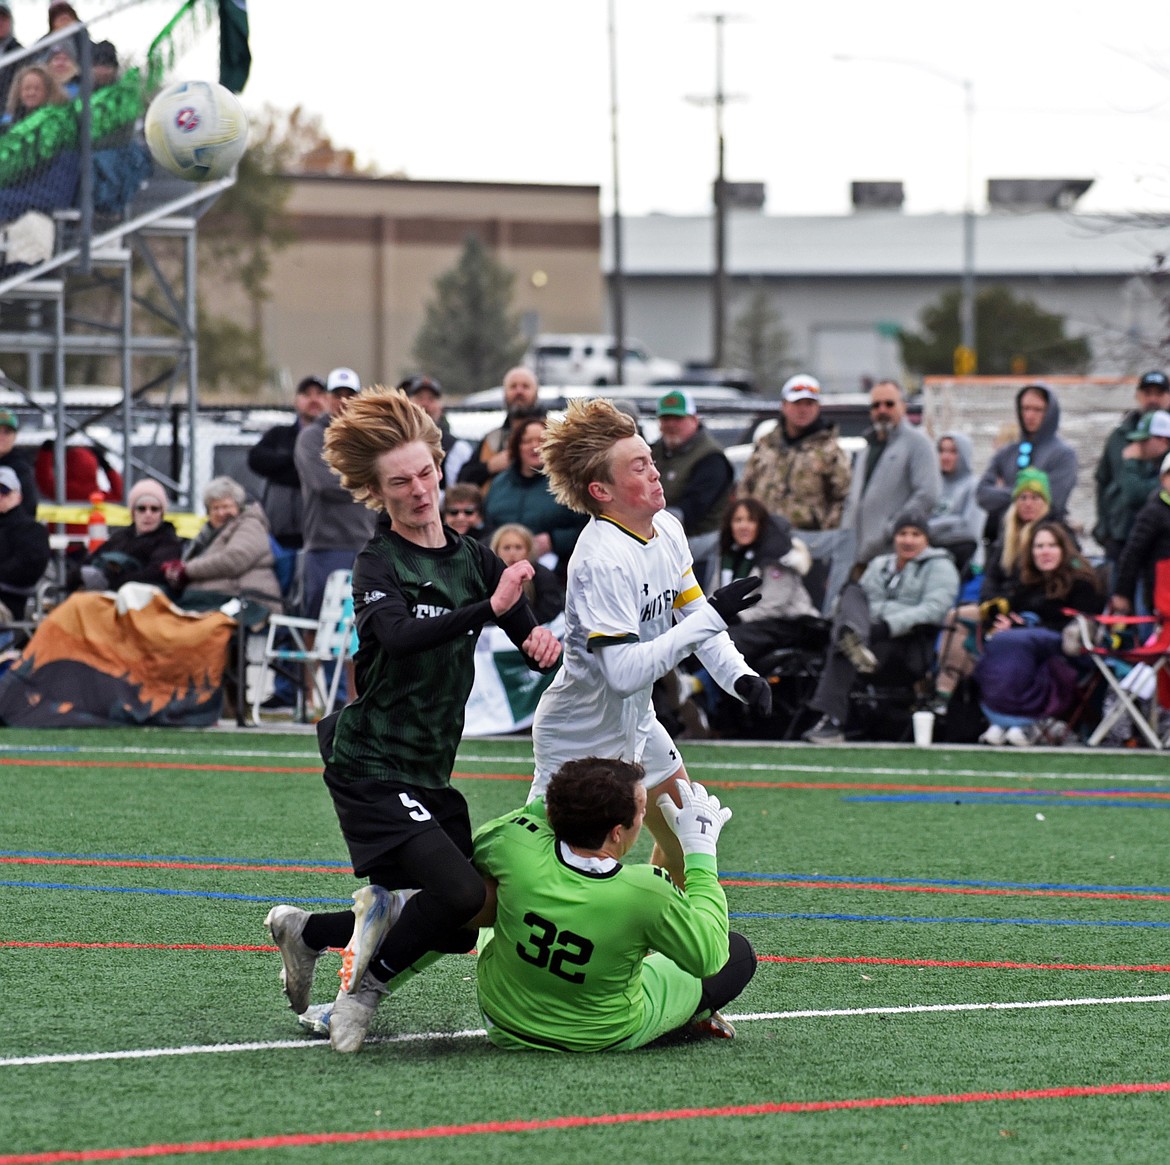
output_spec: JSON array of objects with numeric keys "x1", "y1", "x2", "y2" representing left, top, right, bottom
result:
[{"x1": 218, "y1": 0, "x2": 250, "y2": 93}]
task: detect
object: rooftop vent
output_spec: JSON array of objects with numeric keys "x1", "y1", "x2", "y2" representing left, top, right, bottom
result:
[
  {"x1": 851, "y1": 181, "x2": 904, "y2": 211},
  {"x1": 987, "y1": 178, "x2": 1094, "y2": 211}
]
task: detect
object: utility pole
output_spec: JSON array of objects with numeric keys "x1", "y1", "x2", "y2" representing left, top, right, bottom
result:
[
  {"x1": 607, "y1": 0, "x2": 626, "y2": 385},
  {"x1": 689, "y1": 14, "x2": 743, "y2": 369}
]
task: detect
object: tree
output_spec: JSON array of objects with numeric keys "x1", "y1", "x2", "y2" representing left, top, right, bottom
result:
[
  {"x1": 726, "y1": 284, "x2": 793, "y2": 395},
  {"x1": 899, "y1": 285, "x2": 1092, "y2": 376},
  {"x1": 412, "y1": 235, "x2": 528, "y2": 394}
]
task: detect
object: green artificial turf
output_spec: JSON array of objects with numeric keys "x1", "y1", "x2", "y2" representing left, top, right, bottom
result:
[{"x1": 2, "y1": 728, "x2": 1169, "y2": 1164}]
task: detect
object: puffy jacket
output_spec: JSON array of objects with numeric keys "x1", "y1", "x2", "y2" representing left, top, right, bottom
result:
[
  {"x1": 482, "y1": 468, "x2": 587, "y2": 565},
  {"x1": 858, "y1": 545, "x2": 959, "y2": 639},
  {"x1": 739, "y1": 418, "x2": 852, "y2": 530},
  {"x1": 181, "y1": 503, "x2": 281, "y2": 611}
]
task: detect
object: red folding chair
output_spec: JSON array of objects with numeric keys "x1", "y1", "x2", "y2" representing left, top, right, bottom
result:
[{"x1": 1064, "y1": 561, "x2": 1170, "y2": 750}]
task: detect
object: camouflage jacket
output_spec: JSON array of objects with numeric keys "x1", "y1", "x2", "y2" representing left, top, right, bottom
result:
[{"x1": 739, "y1": 421, "x2": 852, "y2": 530}]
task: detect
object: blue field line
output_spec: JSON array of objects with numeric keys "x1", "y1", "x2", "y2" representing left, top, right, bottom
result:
[
  {"x1": 730, "y1": 910, "x2": 1170, "y2": 929},
  {"x1": 0, "y1": 849, "x2": 353, "y2": 868},
  {"x1": 843, "y1": 793, "x2": 1170, "y2": 809},
  {"x1": 720, "y1": 870, "x2": 1170, "y2": 894},
  {"x1": 0, "y1": 880, "x2": 352, "y2": 905}
]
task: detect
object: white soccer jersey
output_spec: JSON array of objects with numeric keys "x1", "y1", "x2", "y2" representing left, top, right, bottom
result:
[{"x1": 531, "y1": 510, "x2": 749, "y2": 793}]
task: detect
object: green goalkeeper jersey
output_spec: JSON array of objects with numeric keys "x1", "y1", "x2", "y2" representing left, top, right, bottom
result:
[{"x1": 472, "y1": 801, "x2": 729, "y2": 1052}]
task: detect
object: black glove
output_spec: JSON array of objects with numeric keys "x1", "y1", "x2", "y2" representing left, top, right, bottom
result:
[
  {"x1": 734, "y1": 673, "x2": 772, "y2": 718},
  {"x1": 709, "y1": 576, "x2": 762, "y2": 625},
  {"x1": 869, "y1": 619, "x2": 891, "y2": 644}
]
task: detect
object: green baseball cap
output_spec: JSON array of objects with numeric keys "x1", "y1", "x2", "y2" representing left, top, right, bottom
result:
[
  {"x1": 0, "y1": 408, "x2": 18, "y2": 431},
  {"x1": 656, "y1": 389, "x2": 696, "y2": 417}
]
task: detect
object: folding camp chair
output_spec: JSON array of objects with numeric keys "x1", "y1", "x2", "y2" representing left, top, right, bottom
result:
[
  {"x1": 251, "y1": 569, "x2": 356, "y2": 723},
  {"x1": 1065, "y1": 609, "x2": 1170, "y2": 751}
]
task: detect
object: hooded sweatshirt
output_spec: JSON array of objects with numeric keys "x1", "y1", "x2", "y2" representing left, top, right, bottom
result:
[
  {"x1": 928, "y1": 431, "x2": 984, "y2": 547},
  {"x1": 975, "y1": 383, "x2": 1077, "y2": 526}
]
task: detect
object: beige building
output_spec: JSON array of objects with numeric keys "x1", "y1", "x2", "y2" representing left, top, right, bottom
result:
[{"x1": 235, "y1": 175, "x2": 604, "y2": 391}]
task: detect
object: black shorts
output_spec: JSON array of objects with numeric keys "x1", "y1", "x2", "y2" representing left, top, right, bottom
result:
[{"x1": 323, "y1": 768, "x2": 473, "y2": 880}]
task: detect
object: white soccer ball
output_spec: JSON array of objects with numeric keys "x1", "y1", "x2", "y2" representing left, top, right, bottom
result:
[{"x1": 144, "y1": 80, "x2": 249, "y2": 182}]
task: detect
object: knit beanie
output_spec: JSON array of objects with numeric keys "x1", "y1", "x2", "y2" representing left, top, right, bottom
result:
[
  {"x1": 1012, "y1": 467, "x2": 1051, "y2": 504},
  {"x1": 127, "y1": 478, "x2": 167, "y2": 512}
]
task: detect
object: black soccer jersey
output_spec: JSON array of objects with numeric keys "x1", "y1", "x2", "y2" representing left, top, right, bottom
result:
[{"x1": 328, "y1": 516, "x2": 539, "y2": 788}]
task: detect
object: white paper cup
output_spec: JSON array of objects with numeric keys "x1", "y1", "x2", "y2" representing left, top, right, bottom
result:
[{"x1": 912, "y1": 710, "x2": 935, "y2": 748}]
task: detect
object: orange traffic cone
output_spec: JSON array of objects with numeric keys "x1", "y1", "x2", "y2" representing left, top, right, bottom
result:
[{"x1": 87, "y1": 491, "x2": 109, "y2": 553}]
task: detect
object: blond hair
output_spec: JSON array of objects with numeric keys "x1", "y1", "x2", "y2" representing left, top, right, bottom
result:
[
  {"x1": 490, "y1": 523, "x2": 536, "y2": 559},
  {"x1": 322, "y1": 385, "x2": 443, "y2": 511},
  {"x1": 1000, "y1": 491, "x2": 1050, "y2": 575},
  {"x1": 541, "y1": 398, "x2": 637, "y2": 516}
]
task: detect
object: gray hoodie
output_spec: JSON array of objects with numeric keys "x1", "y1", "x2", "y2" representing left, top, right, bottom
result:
[
  {"x1": 929, "y1": 431, "x2": 984, "y2": 547},
  {"x1": 975, "y1": 383, "x2": 1077, "y2": 525}
]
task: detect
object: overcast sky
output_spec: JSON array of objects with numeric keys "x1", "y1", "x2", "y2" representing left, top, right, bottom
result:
[{"x1": 24, "y1": 0, "x2": 1170, "y2": 217}]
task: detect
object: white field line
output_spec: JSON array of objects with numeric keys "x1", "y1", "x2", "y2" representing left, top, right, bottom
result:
[
  {"x1": 1, "y1": 743, "x2": 1166, "y2": 785},
  {"x1": 5, "y1": 994, "x2": 1169, "y2": 1069}
]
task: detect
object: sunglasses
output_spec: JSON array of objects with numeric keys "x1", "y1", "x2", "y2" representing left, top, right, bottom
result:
[
  {"x1": 133, "y1": 503, "x2": 162, "y2": 513},
  {"x1": 446, "y1": 507, "x2": 478, "y2": 517},
  {"x1": 1017, "y1": 441, "x2": 1034, "y2": 469}
]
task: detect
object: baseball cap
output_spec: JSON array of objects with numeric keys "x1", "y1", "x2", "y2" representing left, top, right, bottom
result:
[
  {"x1": 656, "y1": 389, "x2": 696, "y2": 417},
  {"x1": 0, "y1": 465, "x2": 20, "y2": 493},
  {"x1": 0, "y1": 4, "x2": 13, "y2": 16},
  {"x1": 0, "y1": 407, "x2": 17, "y2": 431},
  {"x1": 781, "y1": 374, "x2": 821, "y2": 402},
  {"x1": 1137, "y1": 370, "x2": 1170, "y2": 392},
  {"x1": 91, "y1": 40, "x2": 118, "y2": 68},
  {"x1": 326, "y1": 367, "x2": 360, "y2": 393},
  {"x1": 1126, "y1": 409, "x2": 1170, "y2": 441},
  {"x1": 295, "y1": 375, "x2": 326, "y2": 394},
  {"x1": 399, "y1": 375, "x2": 442, "y2": 397}
]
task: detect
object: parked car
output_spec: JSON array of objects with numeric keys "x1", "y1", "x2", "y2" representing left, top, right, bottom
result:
[{"x1": 525, "y1": 334, "x2": 683, "y2": 386}]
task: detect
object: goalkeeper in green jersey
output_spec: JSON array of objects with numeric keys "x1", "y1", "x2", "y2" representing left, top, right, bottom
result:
[{"x1": 473, "y1": 757, "x2": 757, "y2": 1051}]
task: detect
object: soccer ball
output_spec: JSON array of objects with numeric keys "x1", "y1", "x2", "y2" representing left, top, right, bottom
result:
[{"x1": 144, "y1": 80, "x2": 249, "y2": 182}]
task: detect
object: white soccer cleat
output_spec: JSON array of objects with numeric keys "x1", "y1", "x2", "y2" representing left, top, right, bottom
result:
[
  {"x1": 297, "y1": 1003, "x2": 332, "y2": 1038},
  {"x1": 329, "y1": 970, "x2": 388, "y2": 1053},
  {"x1": 338, "y1": 885, "x2": 406, "y2": 996},
  {"x1": 264, "y1": 904, "x2": 322, "y2": 1015}
]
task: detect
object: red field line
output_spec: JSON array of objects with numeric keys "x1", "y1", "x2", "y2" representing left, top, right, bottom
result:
[
  {"x1": 3, "y1": 1081, "x2": 1168, "y2": 1163},
  {"x1": 722, "y1": 877, "x2": 1170, "y2": 902},
  {"x1": 11, "y1": 757, "x2": 1170, "y2": 800},
  {"x1": 7, "y1": 945, "x2": 1170, "y2": 974},
  {"x1": 762, "y1": 954, "x2": 1170, "y2": 973}
]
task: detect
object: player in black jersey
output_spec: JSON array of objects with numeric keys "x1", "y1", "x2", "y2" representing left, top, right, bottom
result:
[{"x1": 264, "y1": 386, "x2": 561, "y2": 1053}]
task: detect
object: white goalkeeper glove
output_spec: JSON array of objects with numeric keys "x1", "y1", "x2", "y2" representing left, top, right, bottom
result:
[{"x1": 656, "y1": 780, "x2": 732, "y2": 858}]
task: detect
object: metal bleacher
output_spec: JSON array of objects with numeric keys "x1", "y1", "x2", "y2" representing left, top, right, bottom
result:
[{"x1": 0, "y1": 19, "x2": 237, "y2": 513}]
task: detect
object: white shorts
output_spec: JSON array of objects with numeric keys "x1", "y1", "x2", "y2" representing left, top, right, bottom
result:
[{"x1": 528, "y1": 716, "x2": 684, "y2": 802}]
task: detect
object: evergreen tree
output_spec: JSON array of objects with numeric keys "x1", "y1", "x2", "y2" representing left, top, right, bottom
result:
[
  {"x1": 900, "y1": 285, "x2": 1091, "y2": 376},
  {"x1": 726, "y1": 284, "x2": 793, "y2": 395},
  {"x1": 412, "y1": 235, "x2": 527, "y2": 394}
]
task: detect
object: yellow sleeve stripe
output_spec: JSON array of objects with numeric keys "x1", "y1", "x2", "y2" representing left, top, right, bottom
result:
[{"x1": 674, "y1": 584, "x2": 704, "y2": 609}]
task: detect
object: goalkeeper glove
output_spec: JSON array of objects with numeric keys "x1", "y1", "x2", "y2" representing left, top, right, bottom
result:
[{"x1": 656, "y1": 780, "x2": 732, "y2": 858}]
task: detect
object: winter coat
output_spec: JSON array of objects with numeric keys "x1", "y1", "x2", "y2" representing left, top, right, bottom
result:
[
  {"x1": 712, "y1": 514, "x2": 818, "y2": 623},
  {"x1": 843, "y1": 420, "x2": 941, "y2": 564},
  {"x1": 1114, "y1": 490, "x2": 1170, "y2": 608},
  {"x1": 293, "y1": 414, "x2": 376, "y2": 553},
  {"x1": 1093, "y1": 409, "x2": 1162, "y2": 556},
  {"x1": 649, "y1": 425, "x2": 733, "y2": 538},
  {"x1": 180, "y1": 503, "x2": 281, "y2": 611},
  {"x1": 1007, "y1": 573, "x2": 1102, "y2": 630},
  {"x1": 928, "y1": 431, "x2": 984, "y2": 548},
  {"x1": 482, "y1": 468, "x2": 587, "y2": 565},
  {"x1": 738, "y1": 418, "x2": 852, "y2": 531},
  {"x1": 0, "y1": 506, "x2": 50, "y2": 620},
  {"x1": 79, "y1": 520, "x2": 183, "y2": 591},
  {"x1": 0, "y1": 448, "x2": 38, "y2": 518},
  {"x1": 248, "y1": 417, "x2": 307, "y2": 549},
  {"x1": 976, "y1": 384, "x2": 1077, "y2": 526},
  {"x1": 857, "y1": 545, "x2": 959, "y2": 639}
]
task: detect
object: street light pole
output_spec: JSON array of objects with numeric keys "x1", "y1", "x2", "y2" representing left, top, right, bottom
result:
[
  {"x1": 690, "y1": 13, "x2": 744, "y2": 369},
  {"x1": 607, "y1": 0, "x2": 626, "y2": 386},
  {"x1": 834, "y1": 55, "x2": 978, "y2": 373}
]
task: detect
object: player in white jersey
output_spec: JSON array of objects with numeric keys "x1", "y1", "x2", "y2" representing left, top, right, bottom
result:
[{"x1": 531, "y1": 399, "x2": 772, "y2": 885}]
